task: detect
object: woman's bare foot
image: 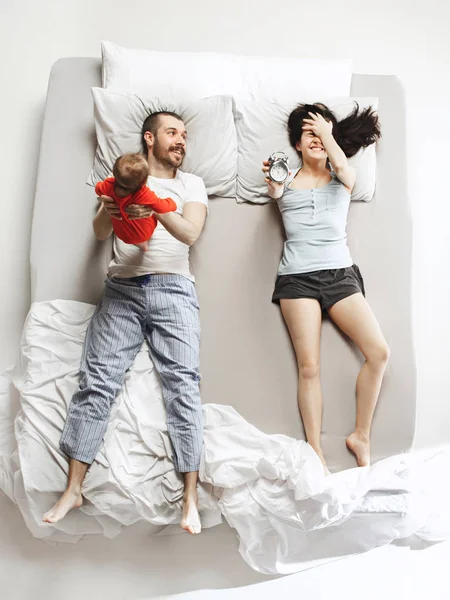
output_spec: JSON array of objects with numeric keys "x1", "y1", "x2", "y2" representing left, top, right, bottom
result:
[
  {"x1": 180, "y1": 490, "x2": 201, "y2": 535},
  {"x1": 346, "y1": 431, "x2": 371, "y2": 467},
  {"x1": 42, "y1": 488, "x2": 83, "y2": 523}
]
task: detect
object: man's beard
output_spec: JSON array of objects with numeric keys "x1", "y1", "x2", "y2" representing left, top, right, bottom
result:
[{"x1": 153, "y1": 138, "x2": 184, "y2": 168}]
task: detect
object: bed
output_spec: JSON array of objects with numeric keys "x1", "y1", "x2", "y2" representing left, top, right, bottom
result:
[
  {"x1": 31, "y1": 58, "x2": 416, "y2": 469},
  {"x1": 0, "y1": 56, "x2": 435, "y2": 575}
]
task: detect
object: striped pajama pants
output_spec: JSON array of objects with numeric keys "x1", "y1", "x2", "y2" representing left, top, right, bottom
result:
[{"x1": 60, "y1": 274, "x2": 203, "y2": 472}]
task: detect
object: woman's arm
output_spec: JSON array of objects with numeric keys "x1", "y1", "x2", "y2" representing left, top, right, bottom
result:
[{"x1": 303, "y1": 112, "x2": 356, "y2": 191}]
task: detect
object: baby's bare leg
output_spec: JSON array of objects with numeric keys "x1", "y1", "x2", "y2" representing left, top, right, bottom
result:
[{"x1": 135, "y1": 241, "x2": 149, "y2": 252}]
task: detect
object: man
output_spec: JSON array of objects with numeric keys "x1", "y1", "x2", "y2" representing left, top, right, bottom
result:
[{"x1": 43, "y1": 112, "x2": 208, "y2": 535}]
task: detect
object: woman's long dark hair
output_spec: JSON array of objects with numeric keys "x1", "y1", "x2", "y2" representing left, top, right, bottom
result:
[{"x1": 287, "y1": 102, "x2": 381, "y2": 159}]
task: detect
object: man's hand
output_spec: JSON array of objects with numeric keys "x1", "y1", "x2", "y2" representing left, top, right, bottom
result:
[
  {"x1": 100, "y1": 195, "x2": 122, "y2": 220},
  {"x1": 125, "y1": 204, "x2": 154, "y2": 220}
]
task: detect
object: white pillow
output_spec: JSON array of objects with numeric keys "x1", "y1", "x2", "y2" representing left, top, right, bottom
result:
[
  {"x1": 88, "y1": 88, "x2": 237, "y2": 198},
  {"x1": 101, "y1": 40, "x2": 352, "y2": 102},
  {"x1": 239, "y1": 56, "x2": 353, "y2": 103},
  {"x1": 102, "y1": 40, "x2": 242, "y2": 100},
  {"x1": 234, "y1": 97, "x2": 379, "y2": 204}
]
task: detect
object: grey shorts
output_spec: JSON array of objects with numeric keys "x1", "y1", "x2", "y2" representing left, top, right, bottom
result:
[{"x1": 272, "y1": 264, "x2": 365, "y2": 310}]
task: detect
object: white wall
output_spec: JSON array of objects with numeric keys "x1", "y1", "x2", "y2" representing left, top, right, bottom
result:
[{"x1": 1, "y1": 0, "x2": 449, "y2": 469}]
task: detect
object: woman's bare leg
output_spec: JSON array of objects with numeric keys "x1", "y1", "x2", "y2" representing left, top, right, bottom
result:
[
  {"x1": 280, "y1": 298, "x2": 326, "y2": 469},
  {"x1": 327, "y1": 293, "x2": 390, "y2": 466}
]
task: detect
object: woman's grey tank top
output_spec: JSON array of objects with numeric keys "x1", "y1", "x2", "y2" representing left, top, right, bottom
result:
[{"x1": 277, "y1": 168, "x2": 353, "y2": 275}]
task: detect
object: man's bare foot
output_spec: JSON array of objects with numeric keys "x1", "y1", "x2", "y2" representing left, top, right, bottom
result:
[
  {"x1": 135, "y1": 241, "x2": 149, "y2": 252},
  {"x1": 42, "y1": 488, "x2": 83, "y2": 523},
  {"x1": 346, "y1": 431, "x2": 371, "y2": 467},
  {"x1": 180, "y1": 490, "x2": 201, "y2": 535}
]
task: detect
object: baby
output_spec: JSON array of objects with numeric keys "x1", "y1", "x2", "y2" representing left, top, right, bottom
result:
[{"x1": 95, "y1": 153, "x2": 177, "y2": 251}]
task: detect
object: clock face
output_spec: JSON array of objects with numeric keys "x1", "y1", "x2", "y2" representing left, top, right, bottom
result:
[{"x1": 270, "y1": 161, "x2": 289, "y2": 183}]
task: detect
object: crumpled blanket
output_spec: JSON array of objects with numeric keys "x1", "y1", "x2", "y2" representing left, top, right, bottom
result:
[{"x1": 1, "y1": 300, "x2": 449, "y2": 573}]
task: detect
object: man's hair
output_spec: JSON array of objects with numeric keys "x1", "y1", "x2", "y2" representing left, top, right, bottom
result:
[
  {"x1": 113, "y1": 153, "x2": 149, "y2": 192},
  {"x1": 141, "y1": 111, "x2": 184, "y2": 152}
]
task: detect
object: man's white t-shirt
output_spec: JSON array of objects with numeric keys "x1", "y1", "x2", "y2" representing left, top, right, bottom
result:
[{"x1": 108, "y1": 170, "x2": 208, "y2": 282}]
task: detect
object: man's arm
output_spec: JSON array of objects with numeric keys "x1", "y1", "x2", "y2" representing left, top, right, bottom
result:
[
  {"x1": 93, "y1": 197, "x2": 120, "y2": 240},
  {"x1": 154, "y1": 202, "x2": 207, "y2": 246},
  {"x1": 143, "y1": 189, "x2": 177, "y2": 214}
]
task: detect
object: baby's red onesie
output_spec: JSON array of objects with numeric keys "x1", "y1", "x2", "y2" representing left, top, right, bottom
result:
[{"x1": 95, "y1": 177, "x2": 177, "y2": 244}]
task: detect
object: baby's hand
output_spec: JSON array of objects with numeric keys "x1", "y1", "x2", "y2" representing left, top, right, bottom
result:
[
  {"x1": 262, "y1": 160, "x2": 288, "y2": 200},
  {"x1": 100, "y1": 195, "x2": 121, "y2": 220}
]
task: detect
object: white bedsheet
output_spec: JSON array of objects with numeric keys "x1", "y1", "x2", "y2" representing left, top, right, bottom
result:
[{"x1": 1, "y1": 300, "x2": 449, "y2": 572}]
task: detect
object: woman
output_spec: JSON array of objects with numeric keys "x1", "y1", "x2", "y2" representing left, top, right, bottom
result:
[{"x1": 262, "y1": 103, "x2": 388, "y2": 472}]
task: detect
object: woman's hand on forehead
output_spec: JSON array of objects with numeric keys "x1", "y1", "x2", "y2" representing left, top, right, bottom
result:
[{"x1": 302, "y1": 112, "x2": 333, "y2": 139}]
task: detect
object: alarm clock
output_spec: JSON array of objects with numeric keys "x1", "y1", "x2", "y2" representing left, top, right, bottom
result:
[{"x1": 267, "y1": 151, "x2": 289, "y2": 183}]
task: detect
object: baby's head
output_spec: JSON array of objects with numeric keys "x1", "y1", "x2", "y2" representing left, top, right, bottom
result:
[{"x1": 113, "y1": 153, "x2": 149, "y2": 192}]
